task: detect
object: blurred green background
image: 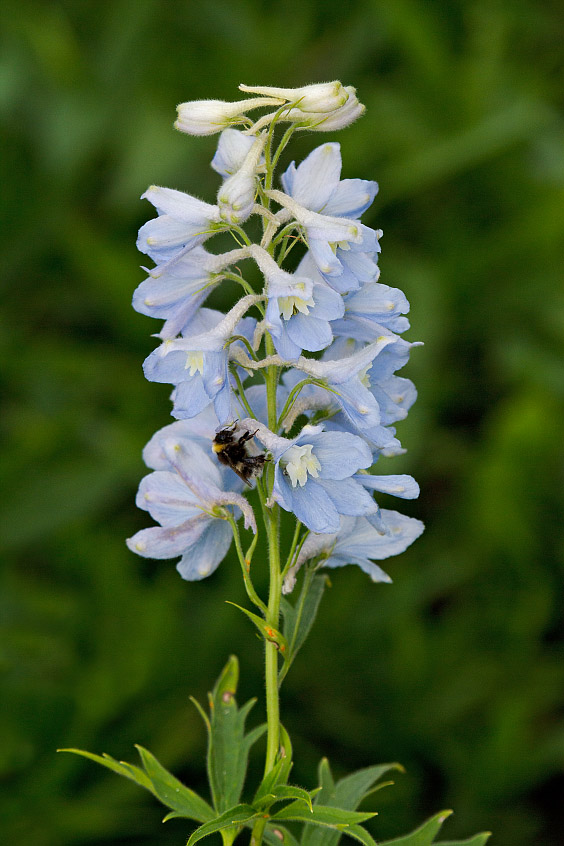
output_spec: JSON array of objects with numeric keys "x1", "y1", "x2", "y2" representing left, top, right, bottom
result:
[{"x1": 2, "y1": 1, "x2": 564, "y2": 844}]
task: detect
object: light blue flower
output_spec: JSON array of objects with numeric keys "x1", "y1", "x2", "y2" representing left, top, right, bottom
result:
[
  {"x1": 281, "y1": 142, "x2": 378, "y2": 220},
  {"x1": 250, "y1": 245, "x2": 343, "y2": 360},
  {"x1": 143, "y1": 297, "x2": 260, "y2": 423},
  {"x1": 245, "y1": 421, "x2": 379, "y2": 534},
  {"x1": 284, "y1": 511, "x2": 424, "y2": 591},
  {"x1": 331, "y1": 279, "x2": 411, "y2": 338},
  {"x1": 280, "y1": 143, "x2": 382, "y2": 292},
  {"x1": 133, "y1": 246, "x2": 249, "y2": 339},
  {"x1": 127, "y1": 433, "x2": 256, "y2": 581},
  {"x1": 318, "y1": 336, "x2": 419, "y2": 429},
  {"x1": 291, "y1": 334, "x2": 399, "y2": 433},
  {"x1": 137, "y1": 185, "x2": 221, "y2": 265},
  {"x1": 266, "y1": 188, "x2": 368, "y2": 282}
]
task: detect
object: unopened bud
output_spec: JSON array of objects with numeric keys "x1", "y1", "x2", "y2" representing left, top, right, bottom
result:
[
  {"x1": 239, "y1": 81, "x2": 349, "y2": 113},
  {"x1": 217, "y1": 134, "x2": 265, "y2": 224},
  {"x1": 291, "y1": 87, "x2": 365, "y2": 132},
  {"x1": 175, "y1": 97, "x2": 283, "y2": 136}
]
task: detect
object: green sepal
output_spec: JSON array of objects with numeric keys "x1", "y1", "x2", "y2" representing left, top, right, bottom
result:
[
  {"x1": 59, "y1": 747, "x2": 214, "y2": 823},
  {"x1": 226, "y1": 603, "x2": 288, "y2": 655},
  {"x1": 279, "y1": 573, "x2": 327, "y2": 682},
  {"x1": 272, "y1": 800, "x2": 376, "y2": 827},
  {"x1": 377, "y1": 811, "x2": 491, "y2": 846},
  {"x1": 302, "y1": 759, "x2": 402, "y2": 846},
  {"x1": 185, "y1": 803, "x2": 262, "y2": 846},
  {"x1": 206, "y1": 655, "x2": 267, "y2": 813}
]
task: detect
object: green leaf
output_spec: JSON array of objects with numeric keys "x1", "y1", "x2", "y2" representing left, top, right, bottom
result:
[
  {"x1": 277, "y1": 724, "x2": 293, "y2": 786},
  {"x1": 255, "y1": 784, "x2": 317, "y2": 812},
  {"x1": 438, "y1": 836, "x2": 492, "y2": 846},
  {"x1": 60, "y1": 746, "x2": 214, "y2": 823},
  {"x1": 280, "y1": 573, "x2": 327, "y2": 682},
  {"x1": 186, "y1": 804, "x2": 261, "y2": 846},
  {"x1": 135, "y1": 745, "x2": 214, "y2": 822},
  {"x1": 254, "y1": 760, "x2": 286, "y2": 804},
  {"x1": 59, "y1": 748, "x2": 153, "y2": 792},
  {"x1": 207, "y1": 656, "x2": 266, "y2": 813},
  {"x1": 272, "y1": 801, "x2": 376, "y2": 827},
  {"x1": 226, "y1": 603, "x2": 288, "y2": 655},
  {"x1": 302, "y1": 760, "x2": 401, "y2": 846},
  {"x1": 378, "y1": 811, "x2": 453, "y2": 845}
]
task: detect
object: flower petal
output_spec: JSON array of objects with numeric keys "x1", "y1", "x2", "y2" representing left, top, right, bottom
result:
[{"x1": 176, "y1": 520, "x2": 233, "y2": 580}]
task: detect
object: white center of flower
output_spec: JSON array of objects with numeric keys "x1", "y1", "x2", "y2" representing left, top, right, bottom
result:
[
  {"x1": 283, "y1": 444, "x2": 321, "y2": 487},
  {"x1": 278, "y1": 293, "x2": 315, "y2": 321},
  {"x1": 185, "y1": 351, "x2": 204, "y2": 376}
]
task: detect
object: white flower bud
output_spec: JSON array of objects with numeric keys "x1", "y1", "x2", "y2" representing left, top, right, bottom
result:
[
  {"x1": 239, "y1": 81, "x2": 349, "y2": 113},
  {"x1": 175, "y1": 97, "x2": 283, "y2": 136},
  {"x1": 289, "y1": 87, "x2": 365, "y2": 132},
  {"x1": 217, "y1": 134, "x2": 266, "y2": 224}
]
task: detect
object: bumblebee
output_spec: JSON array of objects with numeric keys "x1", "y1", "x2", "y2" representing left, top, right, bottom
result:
[{"x1": 212, "y1": 423, "x2": 268, "y2": 486}]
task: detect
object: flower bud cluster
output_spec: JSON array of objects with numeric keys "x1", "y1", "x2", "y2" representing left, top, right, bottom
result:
[{"x1": 129, "y1": 81, "x2": 423, "y2": 586}]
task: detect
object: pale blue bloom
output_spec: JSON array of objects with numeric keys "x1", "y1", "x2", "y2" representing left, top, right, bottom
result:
[
  {"x1": 280, "y1": 143, "x2": 381, "y2": 292},
  {"x1": 282, "y1": 142, "x2": 378, "y2": 219},
  {"x1": 141, "y1": 410, "x2": 245, "y2": 490},
  {"x1": 332, "y1": 279, "x2": 411, "y2": 337},
  {"x1": 354, "y1": 473, "x2": 420, "y2": 499},
  {"x1": 250, "y1": 245, "x2": 343, "y2": 360},
  {"x1": 133, "y1": 246, "x2": 248, "y2": 339},
  {"x1": 245, "y1": 421, "x2": 378, "y2": 533},
  {"x1": 287, "y1": 511, "x2": 424, "y2": 589},
  {"x1": 143, "y1": 298, "x2": 259, "y2": 423},
  {"x1": 127, "y1": 433, "x2": 255, "y2": 581},
  {"x1": 266, "y1": 188, "x2": 367, "y2": 281},
  {"x1": 320, "y1": 336, "x2": 419, "y2": 429},
  {"x1": 291, "y1": 334, "x2": 399, "y2": 433},
  {"x1": 137, "y1": 186, "x2": 221, "y2": 265}
]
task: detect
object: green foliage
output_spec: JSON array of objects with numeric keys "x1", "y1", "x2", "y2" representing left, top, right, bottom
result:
[
  {"x1": 280, "y1": 571, "x2": 328, "y2": 683},
  {"x1": 60, "y1": 746, "x2": 214, "y2": 823},
  {"x1": 195, "y1": 656, "x2": 266, "y2": 814},
  {"x1": 2, "y1": 0, "x2": 564, "y2": 844},
  {"x1": 378, "y1": 811, "x2": 490, "y2": 846}
]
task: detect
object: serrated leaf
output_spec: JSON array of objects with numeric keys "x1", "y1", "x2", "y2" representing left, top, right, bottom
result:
[
  {"x1": 279, "y1": 573, "x2": 327, "y2": 682},
  {"x1": 135, "y1": 745, "x2": 214, "y2": 822},
  {"x1": 302, "y1": 761, "x2": 401, "y2": 846},
  {"x1": 272, "y1": 801, "x2": 376, "y2": 827},
  {"x1": 186, "y1": 804, "x2": 261, "y2": 846},
  {"x1": 59, "y1": 748, "x2": 153, "y2": 792},
  {"x1": 207, "y1": 656, "x2": 266, "y2": 813},
  {"x1": 227, "y1": 603, "x2": 288, "y2": 655},
  {"x1": 378, "y1": 811, "x2": 454, "y2": 846}
]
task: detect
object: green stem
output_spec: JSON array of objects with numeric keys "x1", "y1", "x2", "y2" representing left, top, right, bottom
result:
[
  {"x1": 264, "y1": 504, "x2": 281, "y2": 773},
  {"x1": 225, "y1": 513, "x2": 266, "y2": 615}
]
